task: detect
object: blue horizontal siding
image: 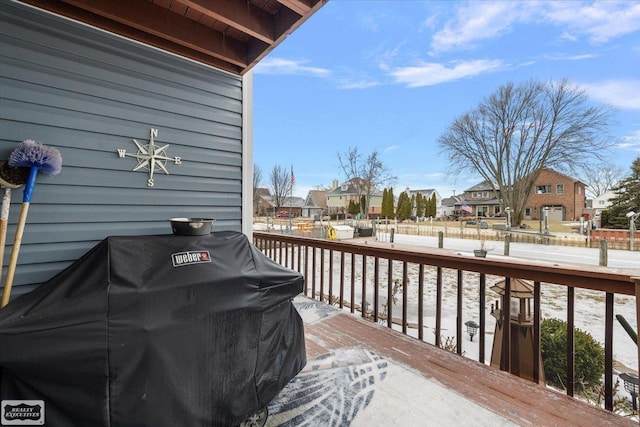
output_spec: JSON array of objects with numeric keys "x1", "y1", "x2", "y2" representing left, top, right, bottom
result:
[{"x1": 0, "y1": 2, "x2": 245, "y2": 293}]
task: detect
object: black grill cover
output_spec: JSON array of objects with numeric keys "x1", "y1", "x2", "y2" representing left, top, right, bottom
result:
[{"x1": 0, "y1": 231, "x2": 306, "y2": 426}]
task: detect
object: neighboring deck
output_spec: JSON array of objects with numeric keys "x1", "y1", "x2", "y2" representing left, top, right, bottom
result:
[{"x1": 265, "y1": 296, "x2": 635, "y2": 426}]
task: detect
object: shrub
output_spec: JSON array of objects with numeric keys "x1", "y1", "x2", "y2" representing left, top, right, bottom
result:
[{"x1": 541, "y1": 318, "x2": 605, "y2": 392}]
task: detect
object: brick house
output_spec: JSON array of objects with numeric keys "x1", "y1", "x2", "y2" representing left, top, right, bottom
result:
[
  {"x1": 525, "y1": 168, "x2": 586, "y2": 221},
  {"x1": 254, "y1": 188, "x2": 273, "y2": 216},
  {"x1": 460, "y1": 168, "x2": 586, "y2": 221}
]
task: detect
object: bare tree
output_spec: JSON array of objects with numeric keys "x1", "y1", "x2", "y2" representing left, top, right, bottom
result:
[
  {"x1": 269, "y1": 164, "x2": 293, "y2": 211},
  {"x1": 252, "y1": 163, "x2": 263, "y2": 214},
  {"x1": 337, "y1": 147, "x2": 396, "y2": 218},
  {"x1": 438, "y1": 79, "x2": 614, "y2": 225},
  {"x1": 580, "y1": 162, "x2": 624, "y2": 198}
]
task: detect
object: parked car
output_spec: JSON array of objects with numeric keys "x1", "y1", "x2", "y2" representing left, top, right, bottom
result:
[{"x1": 277, "y1": 210, "x2": 290, "y2": 218}]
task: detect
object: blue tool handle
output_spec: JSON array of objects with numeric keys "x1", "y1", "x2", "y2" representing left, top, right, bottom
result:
[{"x1": 23, "y1": 166, "x2": 38, "y2": 203}]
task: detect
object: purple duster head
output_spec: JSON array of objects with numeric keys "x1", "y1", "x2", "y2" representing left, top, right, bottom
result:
[{"x1": 9, "y1": 139, "x2": 62, "y2": 175}]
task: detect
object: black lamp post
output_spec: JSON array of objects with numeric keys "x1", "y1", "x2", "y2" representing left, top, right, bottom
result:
[
  {"x1": 464, "y1": 320, "x2": 479, "y2": 342},
  {"x1": 620, "y1": 372, "x2": 639, "y2": 411}
]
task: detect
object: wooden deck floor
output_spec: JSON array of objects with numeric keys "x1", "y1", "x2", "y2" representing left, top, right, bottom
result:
[{"x1": 299, "y1": 298, "x2": 635, "y2": 427}]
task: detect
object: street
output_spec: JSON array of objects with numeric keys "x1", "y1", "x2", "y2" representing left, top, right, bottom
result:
[{"x1": 377, "y1": 232, "x2": 640, "y2": 270}]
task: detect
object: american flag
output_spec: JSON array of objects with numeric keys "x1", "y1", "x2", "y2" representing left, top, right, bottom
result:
[
  {"x1": 290, "y1": 166, "x2": 295, "y2": 186},
  {"x1": 461, "y1": 203, "x2": 472, "y2": 213}
]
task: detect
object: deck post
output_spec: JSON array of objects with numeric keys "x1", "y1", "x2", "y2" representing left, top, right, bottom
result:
[{"x1": 635, "y1": 276, "x2": 640, "y2": 425}]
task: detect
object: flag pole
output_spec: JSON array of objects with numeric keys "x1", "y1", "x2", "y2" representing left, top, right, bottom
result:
[{"x1": 290, "y1": 165, "x2": 294, "y2": 231}]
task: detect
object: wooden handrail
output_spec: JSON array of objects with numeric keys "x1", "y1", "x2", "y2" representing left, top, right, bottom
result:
[{"x1": 254, "y1": 232, "x2": 637, "y2": 295}]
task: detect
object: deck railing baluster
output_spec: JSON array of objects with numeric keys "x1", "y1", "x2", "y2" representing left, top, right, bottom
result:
[
  {"x1": 362, "y1": 255, "x2": 367, "y2": 319},
  {"x1": 304, "y1": 245, "x2": 309, "y2": 296},
  {"x1": 418, "y1": 264, "x2": 424, "y2": 341},
  {"x1": 340, "y1": 252, "x2": 345, "y2": 309},
  {"x1": 312, "y1": 247, "x2": 317, "y2": 300},
  {"x1": 457, "y1": 270, "x2": 463, "y2": 355},
  {"x1": 387, "y1": 259, "x2": 393, "y2": 329},
  {"x1": 320, "y1": 249, "x2": 325, "y2": 302},
  {"x1": 435, "y1": 267, "x2": 442, "y2": 348},
  {"x1": 605, "y1": 292, "x2": 614, "y2": 410},
  {"x1": 567, "y1": 286, "x2": 575, "y2": 397},
  {"x1": 328, "y1": 249, "x2": 334, "y2": 304},
  {"x1": 502, "y1": 277, "x2": 511, "y2": 373},
  {"x1": 284, "y1": 241, "x2": 288, "y2": 267},
  {"x1": 350, "y1": 254, "x2": 355, "y2": 314},
  {"x1": 402, "y1": 262, "x2": 408, "y2": 334},
  {"x1": 533, "y1": 281, "x2": 541, "y2": 384},
  {"x1": 479, "y1": 273, "x2": 486, "y2": 363},
  {"x1": 374, "y1": 257, "x2": 380, "y2": 322}
]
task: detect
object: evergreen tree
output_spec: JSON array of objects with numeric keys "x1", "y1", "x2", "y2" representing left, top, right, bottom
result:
[
  {"x1": 430, "y1": 193, "x2": 437, "y2": 218},
  {"x1": 360, "y1": 195, "x2": 367, "y2": 217},
  {"x1": 415, "y1": 193, "x2": 424, "y2": 218},
  {"x1": 397, "y1": 191, "x2": 412, "y2": 220},
  {"x1": 396, "y1": 191, "x2": 405, "y2": 219},
  {"x1": 602, "y1": 157, "x2": 640, "y2": 229},
  {"x1": 348, "y1": 200, "x2": 358, "y2": 215},
  {"x1": 381, "y1": 187, "x2": 395, "y2": 218},
  {"x1": 381, "y1": 189, "x2": 387, "y2": 216},
  {"x1": 425, "y1": 197, "x2": 433, "y2": 218},
  {"x1": 388, "y1": 187, "x2": 395, "y2": 218},
  {"x1": 381, "y1": 188, "x2": 389, "y2": 218},
  {"x1": 410, "y1": 194, "x2": 416, "y2": 218}
]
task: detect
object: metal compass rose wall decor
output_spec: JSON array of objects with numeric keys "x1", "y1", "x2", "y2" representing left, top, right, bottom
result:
[{"x1": 117, "y1": 128, "x2": 182, "y2": 187}]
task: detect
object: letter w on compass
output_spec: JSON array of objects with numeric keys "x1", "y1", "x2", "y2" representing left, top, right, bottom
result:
[{"x1": 117, "y1": 128, "x2": 181, "y2": 187}]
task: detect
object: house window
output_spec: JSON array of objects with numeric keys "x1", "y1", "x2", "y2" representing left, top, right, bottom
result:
[
  {"x1": 536, "y1": 185, "x2": 552, "y2": 194},
  {"x1": 556, "y1": 184, "x2": 564, "y2": 195},
  {"x1": 472, "y1": 191, "x2": 488, "y2": 198},
  {"x1": 525, "y1": 207, "x2": 531, "y2": 216},
  {"x1": 598, "y1": 200, "x2": 605, "y2": 206}
]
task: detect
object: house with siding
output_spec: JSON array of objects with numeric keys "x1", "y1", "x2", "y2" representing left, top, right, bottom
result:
[
  {"x1": 461, "y1": 181, "x2": 501, "y2": 217},
  {"x1": 301, "y1": 189, "x2": 328, "y2": 219},
  {"x1": 441, "y1": 194, "x2": 466, "y2": 219},
  {"x1": 588, "y1": 190, "x2": 616, "y2": 226},
  {"x1": 591, "y1": 190, "x2": 616, "y2": 211},
  {"x1": 0, "y1": 1, "x2": 326, "y2": 296},
  {"x1": 407, "y1": 188, "x2": 443, "y2": 218},
  {"x1": 326, "y1": 179, "x2": 383, "y2": 218}
]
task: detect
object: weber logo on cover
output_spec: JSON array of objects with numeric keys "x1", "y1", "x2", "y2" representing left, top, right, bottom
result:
[
  {"x1": 1, "y1": 401, "x2": 44, "y2": 425},
  {"x1": 171, "y1": 250, "x2": 211, "y2": 267}
]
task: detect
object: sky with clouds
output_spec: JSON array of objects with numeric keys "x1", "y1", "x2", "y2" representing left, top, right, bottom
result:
[{"x1": 253, "y1": 0, "x2": 640, "y2": 199}]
